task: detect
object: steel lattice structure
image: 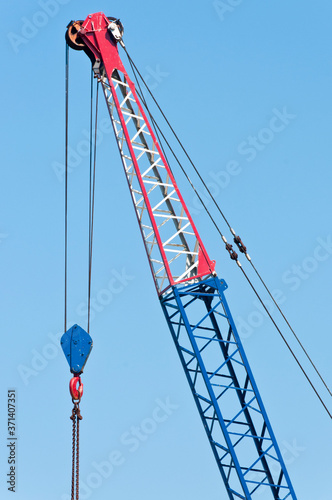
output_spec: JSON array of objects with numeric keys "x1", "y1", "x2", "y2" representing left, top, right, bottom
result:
[
  {"x1": 100, "y1": 71, "x2": 215, "y2": 294},
  {"x1": 66, "y1": 12, "x2": 298, "y2": 500},
  {"x1": 161, "y1": 277, "x2": 296, "y2": 499}
]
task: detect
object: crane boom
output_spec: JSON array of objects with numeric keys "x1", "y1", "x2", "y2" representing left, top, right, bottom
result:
[{"x1": 66, "y1": 12, "x2": 298, "y2": 499}]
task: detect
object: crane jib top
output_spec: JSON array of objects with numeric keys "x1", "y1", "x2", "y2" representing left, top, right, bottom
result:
[
  {"x1": 66, "y1": 13, "x2": 216, "y2": 297},
  {"x1": 65, "y1": 12, "x2": 298, "y2": 500}
]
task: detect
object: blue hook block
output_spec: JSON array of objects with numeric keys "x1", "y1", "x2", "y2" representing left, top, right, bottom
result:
[{"x1": 60, "y1": 324, "x2": 93, "y2": 374}]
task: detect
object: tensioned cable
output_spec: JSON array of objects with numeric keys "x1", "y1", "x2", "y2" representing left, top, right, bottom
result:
[
  {"x1": 122, "y1": 45, "x2": 332, "y2": 416},
  {"x1": 126, "y1": 58, "x2": 227, "y2": 279},
  {"x1": 140, "y1": 63, "x2": 332, "y2": 402},
  {"x1": 64, "y1": 42, "x2": 69, "y2": 334},
  {"x1": 87, "y1": 76, "x2": 99, "y2": 334},
  {"x1": 128, "y1": 95, "x2": 332, "y2": 420},
  {"x1": 123, "y1": 46, "x2": 233, "y2": 231},
  {"x1": 249, "y1": 259, "x2": 332, "y2": 398},
  {"x1": 87, "y1": 70, "x2": 94, "y2": 334},
  {"x1": 126, "y1": 57, "x2": 173, "y2": 176},
  {"x1": 132, "y1": 83, "x2": 224, "y2": 234},
  {"x1": 240, "y1": 266, "x2": 332, "y2": 419},
  {"x1": 65, "y1": 63, "x2": 98, "y2": 335},
  {"x1": 125, "y1": 55, "x2": 226, "y2": 242}
]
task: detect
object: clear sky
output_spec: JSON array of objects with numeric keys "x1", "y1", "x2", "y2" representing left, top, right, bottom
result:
[{"x1": 1, "y1": 1, "x2": 331, "y2": 499}]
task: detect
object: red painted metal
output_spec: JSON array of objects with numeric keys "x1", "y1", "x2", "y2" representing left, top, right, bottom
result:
[
  {"x1": 77, "y1": 12, "x2": 216, "y2": 294},
  {"x1": 69, "y1": 376, "x2": 83, "y2": 401}
]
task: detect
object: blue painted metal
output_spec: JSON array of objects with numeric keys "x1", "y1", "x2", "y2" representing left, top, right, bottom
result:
[
  {"x1": 160, "y1": 277, "x2": 297, "y2": 500},
  {"x1": 61, "y1": 324, "x2": 93, "y2": 374}
]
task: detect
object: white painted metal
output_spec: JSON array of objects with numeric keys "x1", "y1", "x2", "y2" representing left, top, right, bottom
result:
[{"x1": 100, "y1": 71, "x2": 211, "y2": 294}]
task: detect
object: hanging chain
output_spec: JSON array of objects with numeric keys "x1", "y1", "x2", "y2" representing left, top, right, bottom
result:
[
  {"x1": 70, "y1": 401, "x2": 83, "y2": 500},
  {"x1": 70, "y1": 405, "x2": 76, "y2": 500}
]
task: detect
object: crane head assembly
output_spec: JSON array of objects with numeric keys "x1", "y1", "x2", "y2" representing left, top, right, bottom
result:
[{"x1": 66, "y1": 14, "x2": 124, "y2": 65}]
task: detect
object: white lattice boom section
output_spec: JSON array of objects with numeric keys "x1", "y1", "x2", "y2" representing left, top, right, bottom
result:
[{"x1": 100, "y1": 70, "x2": 215, "y2": 294}]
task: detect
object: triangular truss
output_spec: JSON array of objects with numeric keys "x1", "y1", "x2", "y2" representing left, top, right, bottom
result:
[
  {"x1": 161, "y1": 277, "x2": 297, "y2": 500},
  {"x1": 100, "y1": 69, "x2": 214, "y2": 294}
]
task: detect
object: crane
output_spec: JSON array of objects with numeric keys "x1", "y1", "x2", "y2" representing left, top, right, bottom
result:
[{"x1": 65, "y1": 12, "x2": 297, "y2": 500}]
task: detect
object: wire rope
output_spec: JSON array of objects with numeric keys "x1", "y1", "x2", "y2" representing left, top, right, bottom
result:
[
  {"x1": 122, "y1": 44, "x2": 332, "y2": 416},
  {"x1": 240, "y1": 266, "x2": 332, "y2": 419},
  {"x1": 64, "y1": 42, "x2": 69, "y2": 334},
  {"x1": 65, "y1": 52, "x2": 99, "y2": 336},
  {"x1": 87, "y1": 77, "x2": 99, "y2": 333},
  {"x1": 87, "y1": 71, "x2": 94, "y2": 334}
]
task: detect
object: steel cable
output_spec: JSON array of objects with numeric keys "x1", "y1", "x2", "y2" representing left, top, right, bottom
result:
[
  {"x1": 122, "y1": 44, "x2": 332, "y2": 416},
  {"x1": 87, "y1": 75, "x2": 99, "y2": 333},
  {"x1": 126, "y1": 56, "x2": 226, "y2": 242},
  {"x1": 239, "y1": 265, "x2": 332, "y2": 419},
  {"x1": 249, "y1": 260, "x2": 332, "y2": 398},
  {"x1": 87, "y1": 70, "x2": 94, "y2": 333},
  {"x1": 65, "y1": 42, "x2": 69, "y2": 334}
]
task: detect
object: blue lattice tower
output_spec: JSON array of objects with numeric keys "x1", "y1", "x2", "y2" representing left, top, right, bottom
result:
[{"x1": 161, "y1": 277, "x2": 296, "y2": 499}]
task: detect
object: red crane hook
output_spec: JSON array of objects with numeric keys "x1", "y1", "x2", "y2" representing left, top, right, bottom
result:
[{"x1": 69, "y1": 375, "x2": 83, "y2": 401}]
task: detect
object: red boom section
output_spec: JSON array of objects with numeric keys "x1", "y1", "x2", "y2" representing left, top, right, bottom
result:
[{"x1": 76, "y1": 12, "x2": 216, "y2": 295}]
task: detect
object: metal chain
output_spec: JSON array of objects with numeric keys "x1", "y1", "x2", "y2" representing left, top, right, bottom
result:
[
  {"x1": 70, "y1": 405, "x2": 76, "y2": 500},
  {"x1": 70, "y1": 402, "x2": 83, "y2": 500},
  {"x1": 76, "y1": 405, "x2": 82, "y2": 500}
]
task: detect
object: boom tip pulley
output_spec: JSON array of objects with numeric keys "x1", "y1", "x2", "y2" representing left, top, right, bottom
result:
[{"x1": 66, "y1": 15, "x2": 124, "y2": 58}]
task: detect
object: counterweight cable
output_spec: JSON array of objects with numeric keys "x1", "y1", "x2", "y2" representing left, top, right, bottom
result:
[{"x1": 122, "y1": 44, "x2": 332, "y2": 414}]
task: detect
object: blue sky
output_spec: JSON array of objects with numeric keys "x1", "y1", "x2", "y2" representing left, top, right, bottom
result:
[{"x1": 1, "y1": 1, "x2": 331, "y2": 499}]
